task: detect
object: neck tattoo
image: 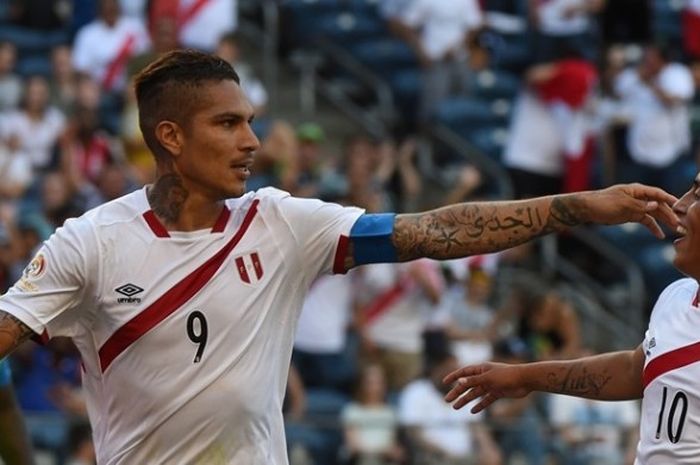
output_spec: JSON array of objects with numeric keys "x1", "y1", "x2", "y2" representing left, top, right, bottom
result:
[{"x1": 148, "y1": 174, "x2": 189, "y2": 224}]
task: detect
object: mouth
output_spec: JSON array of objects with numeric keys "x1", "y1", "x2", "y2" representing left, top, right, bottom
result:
[
  {"x1": 230, "y1": 160, "x2": 253, "y2": 176},
  {"x1": 674, "y1": 225, "x2": 688, "y2": 245}
]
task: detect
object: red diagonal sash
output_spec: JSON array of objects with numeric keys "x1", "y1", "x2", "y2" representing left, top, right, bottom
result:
[{"x1": 102, "y1": 34, "x2": 136, "y2": 91}]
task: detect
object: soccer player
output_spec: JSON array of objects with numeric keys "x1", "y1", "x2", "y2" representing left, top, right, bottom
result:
[
  {"x1": 443, "y1": 174, "x2": 700, "y2": 464},
  {"x1": 0, "y1": 359, "x2": 34, "y2": 465},
  {"x1": 0, "y1": 50, "x2": 680, "y2": 465}
]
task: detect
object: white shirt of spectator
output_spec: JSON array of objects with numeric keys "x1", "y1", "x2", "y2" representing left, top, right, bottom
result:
[
  {"x1": 504, "y1": 91, "x2": 563, "y2": 176},
  {"x1": 615, "y1": 64, "x2": 694, "y2": 167},
  {"x1": 294, "y1": 273, "x2": 353, "y2": 354},
  {"x1": 636, "y1": 278, "x2": 700, "y2": 465},
  {"x1": 363, "y1": 260, "x2": 443, "y2": 353},
  {"x1": 72, "y1": 16, "x2": 150, "y2": 91},
  {"x1": 688, "y1": 0, "x2": 700, "y2": 14},
  {"x1": 341, "y1": 403, "x2": 398, "y2": 454},
  {"x1": 399, "y1": 379, "x2": 481, "y2": 457},
  {"x1": 179, "y1": 0, "x2": 238, "y2": 52},
  {"x1": 549, "y1": 395, "x2": 640, "y2": 461},
  {"x1": 401, "y1": 0, "x2": 483, "y2": 61},
  {"x1": 0, "y1": 108, "x2": 65, "y2": 169},
  {"x1": 0, "y1": 186, "x2": 362, "y2": 465},
  {"x1": 0, "y1": 144, "x2": 32, "y2": 189},
  {"x1": 537, "y1": 0, "x2": 591, "y2": 36}
]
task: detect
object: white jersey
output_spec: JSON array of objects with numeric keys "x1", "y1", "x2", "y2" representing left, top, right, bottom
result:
[
  {"x1": 637, "y1": 278, "x2": 700, "y2": 464},
  {"x1": 0, "y1": 187, "x2": 363, "y2": 465}
]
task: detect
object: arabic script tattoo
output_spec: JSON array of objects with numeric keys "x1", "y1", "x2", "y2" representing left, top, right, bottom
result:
[{"x1": 393, "y1": 196, "x2": 586, "y2": 261}]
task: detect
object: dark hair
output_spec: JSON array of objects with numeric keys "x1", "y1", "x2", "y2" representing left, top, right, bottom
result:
[{"x1": 134, "y1": 49, "x2": 240, "y2": 160}]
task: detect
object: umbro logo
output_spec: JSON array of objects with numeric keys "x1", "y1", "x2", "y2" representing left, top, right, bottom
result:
[{"x1": 115, "y1": 283, "x2": 144, "y2": 304}]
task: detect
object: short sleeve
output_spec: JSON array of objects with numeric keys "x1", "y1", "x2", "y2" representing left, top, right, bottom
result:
[
  {"x1": 71, "y1": 28, "x2": 92, "y2": 73},
  {"x1": 276, "y1": 194, "x2": 364, "y2": 277},
  {"x1": 398, "y1": 382, "x2": 426, "y2": 425},
  {"x1": 0, "y1": 217, "x2": 98, "y2": 339}
]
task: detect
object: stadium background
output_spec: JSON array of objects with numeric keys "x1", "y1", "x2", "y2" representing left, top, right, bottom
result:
[{"x1": 0, "y1": 0, "x2": 697, "y2": 464}]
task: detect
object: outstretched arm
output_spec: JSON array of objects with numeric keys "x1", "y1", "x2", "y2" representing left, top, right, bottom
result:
[
  {"x1": 0, "y1": 311, "x2": 35, "y2": 360},
  {"x1": 443, "y1": 345, "x2": 645, "y2": 414},
  {"x1": 391, "y1": 184, "x2": 678, "y2": 262}
]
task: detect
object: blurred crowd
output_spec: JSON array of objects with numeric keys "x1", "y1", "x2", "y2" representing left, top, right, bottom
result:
[{"x1": 0, "y1": 0, "x2": 698, "y2": 464}]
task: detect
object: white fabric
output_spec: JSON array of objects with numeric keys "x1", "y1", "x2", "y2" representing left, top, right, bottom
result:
[
  {"x1": 179, "y1": 0, "x2": 237, "y2": 52},
  {"x1": 615, "y1": 65, "x2": 694, "y2": 167},
  {"x1": 294, "y1": 273, "x2": 353, "y2": 353},
  {"x1": 537, "y1": 0, "x2": 591, "y2": 35},
  {"x1": 0, "y1": 108, "x2": 65, "y2": 169},
  {"x1": 0, "y1": 186, "x2": 363, "y2": 465},
  {"x1": 72, "y1": 17, "x2": 150, "y2": 91},
  {"x1": 635, "y1": 278, "x2": 700, "y2": 464},
  {"x1": 399, "y1": 379, "x2": 480, "y2": 457},
  {"x1": 504, "y1": 91, "x2": 563, "y2": 176},
  {"x1": 363, "y1": 260, "x2": 442, "y2": 353},
  {"x1": 687, "y1": 0, "x2": 700, "y2": 14},
  {"x1": 341, "y1": 403, "x2": 398, "y2": 453},
  {"x1": 0, "y1": 145, "x2": 32, "y2": 188},
  {"x1": 401, "y1": 0, "x2": 483, "y2": 61}
]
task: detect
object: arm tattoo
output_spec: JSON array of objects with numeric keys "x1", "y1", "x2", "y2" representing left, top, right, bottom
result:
[
  {"x1": 393, "y1": 195, "x2": 587, "y2": 261},
  {"x1": 147, "y1": 174, "x2": 189, "y2": 224},
  {"x1": 546, "y1": 363, "x2": 613, "y2": 398},
  {"x1": 0, "y1": 311, "x2": 35, "y2": 357}
]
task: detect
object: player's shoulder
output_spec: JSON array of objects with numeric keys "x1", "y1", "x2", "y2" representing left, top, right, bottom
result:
[{"x1": 650, "y1": 278, "x2": 698, "y2": 318}]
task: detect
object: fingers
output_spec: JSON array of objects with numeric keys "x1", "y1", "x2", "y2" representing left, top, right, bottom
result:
[
  {"x1": 444, "y1": 375, "x2": 478, "y2": 402},
  {"x1": 471, "y1": 392, "x2": 499, "y2": 414},
  {"x1": 631, "y1": 183, "x2": 678, "y2": 207},
  {"x1": 639, "y1": 214, "x2": 664, "y2": 239},
  {"x1": 646, "y1": 200, "x2": 680, "y2": 231},
  {"x1": 443, "y1": 365, "x2": 481, "y2": 386},
  {"x1": 453, "y1": 384, "x2": 485, "y2": 410}
]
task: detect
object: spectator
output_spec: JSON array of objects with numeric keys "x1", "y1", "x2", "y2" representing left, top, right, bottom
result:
[
  {"x1": 72, "y1": 0, "x2": 150, "y2": 94},
  {"x1": 216, "y1": 32, "x2": 268, "y2": 115},
  {"x1": 0, "y1": 137, "x2": 33, "y2": 202},
  {"x1": 518, "y1": 290, "x2": 582, "y2": 360},
  {"x1": 65, "y1": 421, "x2": 96, "y2": 465},
  {"x1": 9, "y1": 0, "x2": 71, "y2": 31},
  {"x1": 399, "y1": 352, "x2": 502, "y2": 465},
  {"x1": 0, "y1": 41, "x2": 21, "y2": 111},
  {"x1": 128, "y1": 14, "x2": 180, "y2": 78},
  {"x1": 341, "y1": 364, "x2": 404, "y2": 465},
  {"x1": 488, "y1": 338, "x2": 546, "y2": 465},
  {"x1": 293, "y1": 272, "x2": 359, "y2": 392},
  {"x1": 528, "y1": 0, "x2": 605, "y2": 62},
  {"x1": 613, "y1": 44, "x2": 695, "y2": 195},
  {"x1": 393, "y1": 0, "x2": 484, "y2": 122},
  {"x1": 360, "y1": 260, "x2": 444, "y2": 392},
  {"x1": 50, "y1": 45, "x2": 79, "y2": 115},
  {"x1": 548, "y1": 351, "x2": 640, "y2": 465},
  {"x1": 684, "y1": 0, "x2": 700, "y2": 61},
  {"x1": 0, "y1": 75, "x2": 66, "y2": 172}
]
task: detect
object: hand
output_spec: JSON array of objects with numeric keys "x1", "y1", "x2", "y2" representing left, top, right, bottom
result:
[
  {"x1": 442, "y1": 362, "x2": 531, "y2": 413},
  {"x1": 580, "y1": 184, "x2": 679, "y2": 239}
]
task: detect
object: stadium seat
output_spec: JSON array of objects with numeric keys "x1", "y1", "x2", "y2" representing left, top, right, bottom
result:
[
  {"x1": 637, "y1": 243, "x2": 683, "y2": 300},
  {"x1": 464, "y1": 126, "x2": 509, "y2": 161},
  {"x1": 467, "y1": 69, "x2": 520, "y2": 100},
  {"x1": 316, "y1": 11, "x2": 386, "y2": 43},
  {"x1": 348, "y1": 38, "x2": 417, "y2": 79},
  {"x1": 434, "y1": 97, "x2": 511, "y2": 133},
  {"x1": 0, "y1": 27, "x2": 68, "y2": 55},
  {"x1": 594, "y1": 224, "x2": 660, "y2": 258},
  {"x1": 16, "y1": 55, "x2": 52, "y2": 77}
]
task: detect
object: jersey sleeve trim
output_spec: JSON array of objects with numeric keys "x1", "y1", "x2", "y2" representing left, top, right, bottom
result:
[
  {"x1": 332, "y1": 235, "x2": 350, "y2": 274},
  {"x1": 98, "y1": 199, "x2": 260, "y2": 373}
]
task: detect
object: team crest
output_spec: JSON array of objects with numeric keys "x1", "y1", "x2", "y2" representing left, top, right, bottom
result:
[
  {"x1": 234, "y1": 252, "x2": 264, "y2": 284},
  {"x1": 23, "y1": 253, "x2": 47, "y2": 279}
]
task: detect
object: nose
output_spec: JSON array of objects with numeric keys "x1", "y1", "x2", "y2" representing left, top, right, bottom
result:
[
  {"x1": 240, "y1": 122, "x2": 261, "y2": 154},
  {"x1": 673, "y1": 191, "x2": 693, "y2": 215}
]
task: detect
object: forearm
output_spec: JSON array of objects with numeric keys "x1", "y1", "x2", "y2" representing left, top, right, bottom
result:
[
  {"x1": 0, "y1": 388, "x2": 35, "y2": 465},
  {"x1": 520, "y1": 349, "x2": 644, "y2": 400},
  {"x1": 0, "y1": 311, "x2": 35, "y2": 360},
  {"x1": 392, "y1": 194, "x2": 585, "y2": 261}
]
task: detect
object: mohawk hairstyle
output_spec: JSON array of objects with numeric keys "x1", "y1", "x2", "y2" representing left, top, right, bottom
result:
[{"x1": 134, "y1": 49, "x2": 240, "y2": 159}]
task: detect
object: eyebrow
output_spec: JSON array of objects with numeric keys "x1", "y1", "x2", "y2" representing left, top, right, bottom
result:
[{"x1": 212, "y1": 111, "x2": 255, "y2": 122}]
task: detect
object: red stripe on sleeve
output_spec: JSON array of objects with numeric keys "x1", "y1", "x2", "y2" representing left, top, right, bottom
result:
[
  {"x1": 99, "y1": 200, "x2": 259, "y2": 372},
  {"x1": 143, "y1": 211, "x2": 171, "y2": 238},
  {"x1": 643, "y1": 340, "x2": 700, "y2": 389},
  {"x1": 332, "y1": 235, "x2": 350, "y2": 274}
]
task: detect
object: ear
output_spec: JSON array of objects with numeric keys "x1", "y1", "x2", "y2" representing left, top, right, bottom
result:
[{"x1": 154, "y1": 121, "x2": 183, "y2": 158}]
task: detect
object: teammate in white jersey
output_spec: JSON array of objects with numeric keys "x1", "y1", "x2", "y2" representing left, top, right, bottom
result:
[
  {"x1": 0, "y1": 49, "x2": 680, "y2": 465},
  {"x1": 443, "y1": 174, "x2": 700, "y2": 464}
]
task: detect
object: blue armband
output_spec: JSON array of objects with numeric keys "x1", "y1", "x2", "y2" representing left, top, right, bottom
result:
[
  {"x1": 0, "y1": 359, "x2": 11, "y2": 387},
  {"x1": 350, "y1": 213, "x2": 398, "y2": 265}
]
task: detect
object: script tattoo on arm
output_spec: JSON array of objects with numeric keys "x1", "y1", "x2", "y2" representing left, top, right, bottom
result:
[
  {"x1": 147, "y1": 173, "x2": 189, "y2": 225},
  {"x1": 0, "y1": 311, "x2": 35, "y2": 359},
  {"x1": 392, "y1": 195, "x2": 588, "y2": 261},
  {"x1": 545, "y1": 363, "x2": 613, "y2": 398}
]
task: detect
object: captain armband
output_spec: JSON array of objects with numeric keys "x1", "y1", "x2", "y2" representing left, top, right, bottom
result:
[{"x1": 350, "y1": 213, "x2": 398, "y2": 265}]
